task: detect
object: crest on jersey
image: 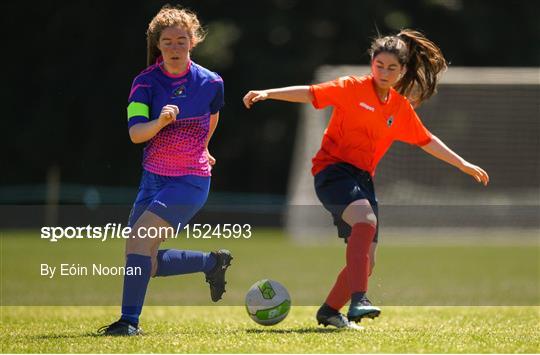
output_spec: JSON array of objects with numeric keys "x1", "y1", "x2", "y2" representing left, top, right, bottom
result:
[
  {"x1": 172, "y1": 85, "x2": 187, "y2": 98},
  {"x1": 387, "y1": 115, "x2": 394, "y2": 127}
]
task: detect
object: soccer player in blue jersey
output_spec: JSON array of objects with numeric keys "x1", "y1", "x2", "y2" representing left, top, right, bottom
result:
[{"x1": 99, "y1": 5, "x2": 232, "y2": 336}]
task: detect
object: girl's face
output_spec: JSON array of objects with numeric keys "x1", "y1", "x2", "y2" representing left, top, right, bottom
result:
[
  {"x1": 157, "y1": 26, "x2": 192, "y2": 63},
  {"x1": 371, "y1": 52, "x2": 405, "y2": 90}
]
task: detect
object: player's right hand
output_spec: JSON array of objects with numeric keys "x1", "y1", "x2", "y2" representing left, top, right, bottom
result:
[
  {"x1": 158, "y1": 105, "x2": 179, "y2": 127},
  {"x1": 243, "y1": 90, "x2": 268, "y2": 109}
]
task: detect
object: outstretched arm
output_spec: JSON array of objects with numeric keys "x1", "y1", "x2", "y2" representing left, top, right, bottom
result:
[
  {"x1": 243, "y1": 86, "x2": 313, "y2": 109},
  {"x1": 421, "y1": 135, "x2": 489, "y2": 186}
]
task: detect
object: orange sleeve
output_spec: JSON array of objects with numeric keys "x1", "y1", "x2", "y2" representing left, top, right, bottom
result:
[
  {"x1": 310, "y1": 76, "x2": 352, "y2": 110},
  {"x1": 396, "y1": 101, "x2": 433, "y2": 146}
]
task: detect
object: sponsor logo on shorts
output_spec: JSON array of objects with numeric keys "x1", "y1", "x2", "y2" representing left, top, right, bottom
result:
[{"x1": 153, "y1": 200, "x2": 167, "y2": 208}]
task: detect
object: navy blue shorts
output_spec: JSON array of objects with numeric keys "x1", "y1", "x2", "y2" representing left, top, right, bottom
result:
[
  {"x1": 128, "y1": 170, "x2": 210, "y2": 228},
  {"x1": 314, "y1": 162, "x2": 379, "y2": 243}
]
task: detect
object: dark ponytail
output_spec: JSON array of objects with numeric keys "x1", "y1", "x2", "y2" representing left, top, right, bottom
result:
[{"x1": 369, "y1": 29, "x2": 447, "y2": 106}]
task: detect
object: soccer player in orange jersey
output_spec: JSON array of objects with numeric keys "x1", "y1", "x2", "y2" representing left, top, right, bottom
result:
[{"x1": 243, "y1": 29, "x2": 489, "y2": 329}]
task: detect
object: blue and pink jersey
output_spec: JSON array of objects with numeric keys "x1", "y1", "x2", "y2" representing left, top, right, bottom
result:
[{"x1": 127, "y1": 60, "x2": 224, "y2": 176}]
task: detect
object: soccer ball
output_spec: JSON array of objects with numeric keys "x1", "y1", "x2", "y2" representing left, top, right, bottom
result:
[{"x1": 245, "y1": 279, "x2": 291, "y2": 326}]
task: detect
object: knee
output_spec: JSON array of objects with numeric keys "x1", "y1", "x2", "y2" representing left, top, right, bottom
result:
[
  {"x1": 125, "y1": 230, "x2": 156, "y2": 256},
  {"x1": 345, "y1": 208, "x2": 377, "y2": 228},
  {"x1": 363, "y1": 211, "x2": 377, "y2": 227},
  {"x1": 343, "y1": 202, "x2": 377, "y2": 228}
]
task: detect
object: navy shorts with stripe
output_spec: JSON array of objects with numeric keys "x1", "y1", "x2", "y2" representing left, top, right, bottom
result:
[
  {"x1": 314, "y1": 162, "x2": 379, "y2": 243},
  {"x1": 128, "y1": 170, "x2": 210, "y2": 229}
]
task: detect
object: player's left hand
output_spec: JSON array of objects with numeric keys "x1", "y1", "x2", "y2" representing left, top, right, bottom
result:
[
  {"x1": 207, "y1": 149, "x2": 216, "y2": 166},
  {"x1": 460, "y1": 161, "x2": 489, "y2": 186}
]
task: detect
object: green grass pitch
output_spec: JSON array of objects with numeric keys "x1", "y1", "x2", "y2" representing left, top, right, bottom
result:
[
  {"x1": 1, "y1": 229, "x2": 539, "y2": 353},
  {"x1": 1, "y1": 306, "x2": 539, "y2": 353}
]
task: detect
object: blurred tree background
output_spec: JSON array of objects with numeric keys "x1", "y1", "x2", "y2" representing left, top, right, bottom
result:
[{"x1": 4, "y1": 0, "x2": 539, "y2": 201}]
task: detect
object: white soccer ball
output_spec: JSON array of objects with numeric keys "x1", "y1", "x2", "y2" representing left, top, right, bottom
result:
[{"x1": 245, "y1": 279, "x2": 291, "y2": 326}]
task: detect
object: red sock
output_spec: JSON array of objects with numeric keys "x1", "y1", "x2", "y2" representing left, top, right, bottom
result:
[
  {"x1": 346, "y1": 223, "x2": 376, "y2": 293},
  {"x1": 325, "y1": 266, "x2": 350, "y2": 311},
  {"x1": 325, "y1": 223, "x2": 377, "y2": 310}
]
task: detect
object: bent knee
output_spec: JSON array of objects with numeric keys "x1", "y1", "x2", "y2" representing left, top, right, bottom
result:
[
  {"x1": 125, "y1": 232, "x2": 161, "y2": 256},
  {"x1": 351, "y1": 212, "x2": 377, "y2": 228},
  {"x1": 342, "y1": 200, "x2": 377, "y2": 227},
  {"x1": 363, "y1": 211, "x2": 378, "y2": 226}
]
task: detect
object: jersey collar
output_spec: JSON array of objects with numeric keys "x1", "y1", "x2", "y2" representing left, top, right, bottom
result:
[
  {"x1": 369, "y1": 75, "x2": 394, "y2": 106},
  {"x1": 156, "y1": 56, "x2": 192, "y2": 78}
]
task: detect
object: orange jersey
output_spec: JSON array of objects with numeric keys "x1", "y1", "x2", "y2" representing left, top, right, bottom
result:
[{"x1": 310, "y1": 75, "x2": 433, "y2": 176}]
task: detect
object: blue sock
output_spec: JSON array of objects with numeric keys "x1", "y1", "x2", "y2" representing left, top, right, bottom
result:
[
  {"x1": 155, "y1": 249, "x2": 216, "y2": 277},
  {"x1": 120, "y1": 254, "x2": 152, "y2": 327}
]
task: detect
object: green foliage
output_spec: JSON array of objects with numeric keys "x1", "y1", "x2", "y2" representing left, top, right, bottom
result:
[{"x1": 5, "y1": 1, "x2": 540, "y2": 193}]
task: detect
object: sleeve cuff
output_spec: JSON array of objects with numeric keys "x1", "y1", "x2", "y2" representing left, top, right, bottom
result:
[
  {"x1": 417, "y1": 135, "x2": 433, "y2": 147},
  {"x1": 309, "y1": 85, "x2": 321, "y2": 109},
  {"x1": 127, "y1": 116, "x2": 149, "y2": 129},
  {"x1": 210, "y1": 106, "x2": 222, "y2": 115}
]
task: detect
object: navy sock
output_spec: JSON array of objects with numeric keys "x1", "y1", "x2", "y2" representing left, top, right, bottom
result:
[
  {"x1": 155, "y1": 249, "x2": 216, "y2": 277},
  {"x1": 318, "y1": 303, "x2": 340, "y2": 316},
  {"x1": 351, "y1": 292, "x2": 366, "y2": 304},
  {"x1": 120, "y1": 254, "x2": 152, "y2": 327}
]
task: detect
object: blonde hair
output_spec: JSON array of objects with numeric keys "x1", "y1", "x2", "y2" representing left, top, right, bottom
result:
[{"x1": 146, "y1": 5, "x2": 206, "y2": 66}]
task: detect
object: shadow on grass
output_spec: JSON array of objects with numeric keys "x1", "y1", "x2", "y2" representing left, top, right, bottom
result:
[
  {"x1": 29, "y1": 332, "x2": 113, "y2": 340},
  {"x1": 246, "y1": 327, "x2": 345, "y2": 334},
  {"x1": 28, "y1": 328, "x2": 349, "y2": 339}
]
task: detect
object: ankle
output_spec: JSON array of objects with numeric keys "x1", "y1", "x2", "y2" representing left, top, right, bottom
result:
[
  {"x1": 351, "y1": 292, "x2": 366, "y2": 304},
  {"x1": 319, "y1": 303, "x2": 340, "y2": 315},
  {"x1": 120, "y1": 316, "x2": 139, "y2": 327}
]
